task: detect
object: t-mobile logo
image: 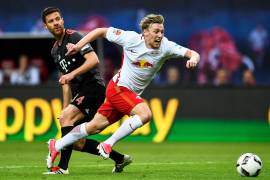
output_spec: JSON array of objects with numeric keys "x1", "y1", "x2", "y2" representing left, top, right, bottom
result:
[{"x1": 59, "y1": 59, "x2": 68, "y2": 72}]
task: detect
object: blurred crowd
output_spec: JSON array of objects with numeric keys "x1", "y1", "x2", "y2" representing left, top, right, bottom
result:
[
  {"x1": 0, "y1": 54, "x2": 48, "y2": 85},
  {"x1": 0, "y1": 14, "x2": 269, "y2": 87},
  {"x1": 189, "y1": 25, "x2": 268, "y2": 87},
  {"x1": 151, "y1": 24, "x2": 269, "y2": 87}
]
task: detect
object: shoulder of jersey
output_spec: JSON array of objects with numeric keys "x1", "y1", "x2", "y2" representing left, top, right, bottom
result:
[
  {"x1": 127, "y1": 30, "x2": 140, "y2": 38},
  {"x1": 162, "y1": 36, "x2": 169, "y2": 43},
  {"x1": 126, "y1": 31, "x2": 141, "y2": 45},
  {"x1": 160, "y1": 36, "x2": 170, "y2": 48}
]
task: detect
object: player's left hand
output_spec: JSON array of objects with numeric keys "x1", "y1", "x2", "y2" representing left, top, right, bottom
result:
[
  {"x1": 59, "y1": 73, "x2": 75, "y2": 84},
  {"x1": 186, "y1": 59, "x2": 198, "y2": 69}
]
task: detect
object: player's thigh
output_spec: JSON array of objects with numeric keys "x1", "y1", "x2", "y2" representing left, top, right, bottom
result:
[
  {"x1": 108, "y1": 85, "x2": 144, "y2": 115},
  {"x1": 97, "y1": 99, "x2": 125, "y2": 125}
]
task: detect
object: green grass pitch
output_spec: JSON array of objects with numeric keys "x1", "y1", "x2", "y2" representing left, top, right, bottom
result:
[{"x1": 0, "y1": 142, "x2": 269, "y2": 179}]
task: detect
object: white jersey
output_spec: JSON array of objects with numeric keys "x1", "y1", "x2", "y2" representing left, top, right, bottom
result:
[{"x1": 106, "y1": 27, "x2": 188, "y2": 95}]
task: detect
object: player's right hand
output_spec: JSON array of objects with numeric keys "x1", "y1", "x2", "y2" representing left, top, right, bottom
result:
[
  {"x1": 186, "y1": 59, "x2": 198, "y2": 69},
  {"x1": 65, "y1": 43, "x2": 79, "y2": 56}
]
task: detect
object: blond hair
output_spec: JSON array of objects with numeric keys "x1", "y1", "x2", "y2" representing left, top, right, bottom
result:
[{"x1": 139, "y1": 14, "x2": 164, "y2": 31}]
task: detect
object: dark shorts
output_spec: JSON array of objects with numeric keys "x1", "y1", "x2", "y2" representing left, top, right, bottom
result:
[{"x1": 70, "y1": 82, "x2": 105, "y2": 124}]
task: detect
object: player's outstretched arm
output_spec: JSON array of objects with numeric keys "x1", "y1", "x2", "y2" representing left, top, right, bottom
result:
[
  {"x1": 66, "y1": 28, "x2": 108, "y2": 56},
  {"x1": 185, "y1": 49, "x2": 200, "y2": 69}
]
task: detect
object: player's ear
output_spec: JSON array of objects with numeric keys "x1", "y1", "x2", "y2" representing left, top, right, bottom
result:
[
  {"x1": 43, "y1": 23, "x2": 48, "y2": 29},
  {"x1": 143, "y1": 29, "x2": 148, "y2": 36}
]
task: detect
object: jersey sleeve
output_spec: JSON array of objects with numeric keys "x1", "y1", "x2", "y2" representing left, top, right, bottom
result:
[
  {"x1": 165, "y1": 39, "x2": 188, "y2": 58},
  {"x1": 106, "y1": 27, "x2": 138, "y2": 47},
  {"x1": 71, "y1": 32, "x2": 94, "y2": 56}
]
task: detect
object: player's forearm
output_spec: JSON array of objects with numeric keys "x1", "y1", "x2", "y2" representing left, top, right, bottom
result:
[
  {"x1": 77, "y1": 28, "x2": 108, "y2": 49},
  {"x1": 71, "y1": 52, "x2": 99, "y2": 77},
  {"x1": 62, "y1": 84, "x2": 71, "y2": 108}
]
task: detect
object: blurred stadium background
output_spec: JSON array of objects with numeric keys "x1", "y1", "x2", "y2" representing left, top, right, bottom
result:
[{"x1": 0, "y1": 0, "x2": 270, "y2": 179}]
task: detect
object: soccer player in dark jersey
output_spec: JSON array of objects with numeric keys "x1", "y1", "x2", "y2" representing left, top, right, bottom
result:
[{"x1": 42, "y1": 7, "x2": 132, "y2": 174}]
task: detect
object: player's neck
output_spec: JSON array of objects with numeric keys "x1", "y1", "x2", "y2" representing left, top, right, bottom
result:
[
  {"x1": 144, "y1": 42, "x2": 158, "y2": 50},
  {"x1": 144, "y1": 41, "x2": 155, "y2": 49},
  {"x1": 55, "y1": 29, "x2": 66, "y2": 46},
  {"x1": 145, "y1": 42, "x2": 151, "y2": 49}
]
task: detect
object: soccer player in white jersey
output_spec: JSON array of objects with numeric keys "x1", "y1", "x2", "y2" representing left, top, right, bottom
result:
[{"x1": 47, "y1": 14, "x2": 200, "y2": 162}]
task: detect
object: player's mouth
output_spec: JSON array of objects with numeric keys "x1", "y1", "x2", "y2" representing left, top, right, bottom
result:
[
  {"x1": 154, "y1": 38, "x2": 161, "y2": 43},
  {"x1": 154, "y1": 39, "x2": 161, "y2": 47}
]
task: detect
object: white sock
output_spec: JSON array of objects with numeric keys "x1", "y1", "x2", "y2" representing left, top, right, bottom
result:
[
  {"x1": 104, "y1": 115, "x2": 143, "y2": 146},
  {"x1": 55, "y1": 122, "x2": 88, "y2": 151}
]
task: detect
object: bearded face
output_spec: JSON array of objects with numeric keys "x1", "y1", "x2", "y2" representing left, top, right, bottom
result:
[{"x1": 44, "y1": 12, "x2": 64, "y2": 37}]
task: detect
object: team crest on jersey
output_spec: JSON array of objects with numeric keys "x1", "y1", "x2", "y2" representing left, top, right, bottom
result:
[
  {"x1": 113, "y1": 29, "x2": 122, "y2": 35},
  {"x1": 132, "y1": 59, "x2": 153, "y2": 68}
]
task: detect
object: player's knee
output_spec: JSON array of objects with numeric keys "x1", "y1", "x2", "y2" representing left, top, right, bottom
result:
[
  {"x1": 144, "y1": 111, "x2": 152, "y2": 123},
  {"x1": 59, "y1": 113, "x2": 66, "y2": 126},
  {"x1": 93, "y1": 128, "x2": 102, "y2": 134},
  {"x1": 138, "y1": 110, "x2": 152, "y2": 124},
  {"x1": 59, "y1": 109, "x2": 76, "y2": 126},
  {"x1": 59, "y1": 113, "x2": 72, "y2": 126}
]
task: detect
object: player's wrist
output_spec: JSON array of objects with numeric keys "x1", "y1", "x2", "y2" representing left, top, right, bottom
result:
[
  {"x1": 70, "y1": 71, "x2": 76, "y2": 78},
  {"x1": 74, "y1": 44, "x2": 80, "y2": 51}
]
